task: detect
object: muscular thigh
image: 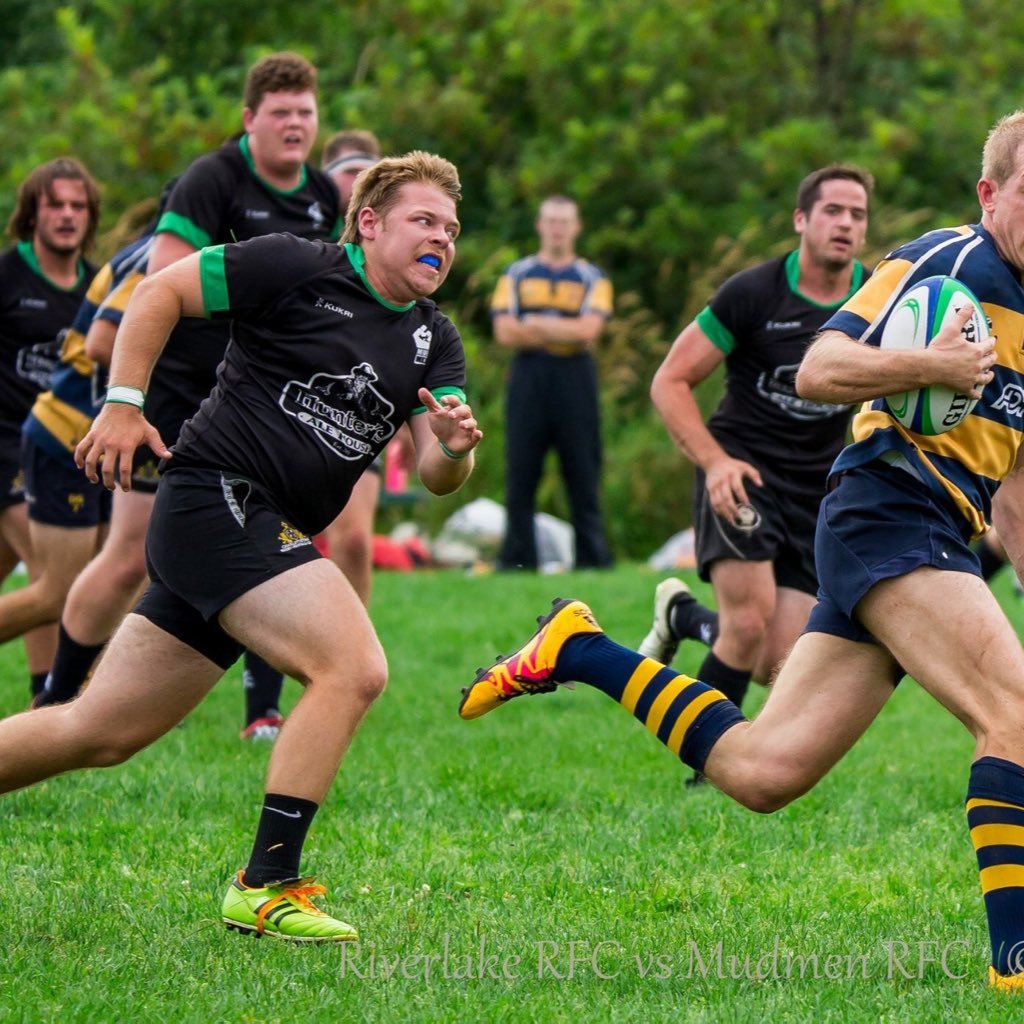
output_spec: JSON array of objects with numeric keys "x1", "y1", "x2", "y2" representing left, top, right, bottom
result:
[
  {"x1": 858, "y1": 567, "x2": 1024, "y2": 755},
  {"x1": 707, "y1": 630, "x2": 898, "y2": 800},
  {"x1": 0, "y1": 501, "x2": 31, "y2": 563},
  {"x1": 28, "y1": 520, "x2": 102, "y2": 589},
  {"x1": 710, "y1": 559, "x2": 777, "y2": 619},
  {"x1": 72, "y1": 613, "x2": 223, "y2": 744},
  {"x1": 220, "y1": 558, "x2": 383, "y2": 684}
]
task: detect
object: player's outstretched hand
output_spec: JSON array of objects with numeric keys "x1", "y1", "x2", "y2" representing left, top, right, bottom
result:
[
  {"x1": 75, "y1": 403, "x2": 172, "y2": 492},
  {"x1": 418, "y1": 387, "x2": 483, "y2": 457}
]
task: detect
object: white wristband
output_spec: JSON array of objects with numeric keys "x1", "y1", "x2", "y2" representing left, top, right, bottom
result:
[{"x1": 105, "y1": 385, "x2": 146, "y2": 410}]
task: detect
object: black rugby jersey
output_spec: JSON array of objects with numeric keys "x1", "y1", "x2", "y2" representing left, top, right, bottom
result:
[
  {"x1": 173, "y1": 235, "x2": 467, "y2": 535},
  {"x1": 697, "y1": 251, "x2": 867, "y2": 498},
  {"x1": 0, "y1": 242, "x2": 94, "y2": 444},
  {"x1": 152, "y1": 136, "x2": 341, "y2": 409}
]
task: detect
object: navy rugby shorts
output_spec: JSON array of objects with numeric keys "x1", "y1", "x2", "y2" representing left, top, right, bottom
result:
[
  {"x1": 805, "y1": 460, "x2": 981, "y2": 644},
  {"x1": 22, "y1": 435, "x2": 111, "y2": 527}
]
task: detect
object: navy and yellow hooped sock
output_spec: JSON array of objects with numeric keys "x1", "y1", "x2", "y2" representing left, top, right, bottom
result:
[
  {"x1": 556, "y1": 633, "x2": 746, "y2": 772},
  {"x1": 967, "y1": 756, "x2": 1024, "y2": 976}
]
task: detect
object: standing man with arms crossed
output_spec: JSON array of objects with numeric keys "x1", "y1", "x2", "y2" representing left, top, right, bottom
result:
[
  {"x1": 492, "y1": 195, "x2": 614, "y2": 571},
  {"x1": 640, "y1": 166, "x2": 872, "y2": 731},
  {"x1": 0, "y1": 157, "x2": 99, "y2": 699},
  {"x1": 36, "y1": 54, "x2": 340, "y2": 744},
  {"x1": 0, "y1": 151, "x2": 480, "y2": 942},
  {"x1": 460, "y1": 110, "x2": 1024, "y2": 991}
]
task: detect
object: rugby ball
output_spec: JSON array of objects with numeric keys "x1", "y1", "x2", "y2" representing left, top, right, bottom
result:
[{"x1": 880, "y1": 275, "x2": 987, "y2": 434}]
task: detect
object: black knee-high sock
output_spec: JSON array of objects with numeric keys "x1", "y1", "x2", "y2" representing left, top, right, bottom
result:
[
  {"x1": 37, "y1": 624, "x2": 105, "y2": 704},
  {"x1": 669, "y1": 595, "x2": 720, "y2": 648},
  {"x1": 242, "y1": 650, "x2": 284, "y2": 725},
  {"x1": 697, "y1": 651, "x2": 751, "y2": 709},
  {"x1": 29, "y1": 671, "x2": 48, "y2": 698},
  {"x1": 243, "y1": 794, "x2": 319, "y2": 887}
]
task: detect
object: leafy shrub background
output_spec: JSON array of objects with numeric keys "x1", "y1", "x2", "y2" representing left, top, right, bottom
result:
[{"x1": 2, "y1": 0, "x2": 1018, "y2": 555}]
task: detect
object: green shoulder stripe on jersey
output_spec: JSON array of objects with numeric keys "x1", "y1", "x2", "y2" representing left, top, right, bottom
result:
[
  {"x1": 344, "y1": 243, "x2": 415, "y2": 312},
  {"x1": 156, "y1": 211, "x2": 211, "y2": 250},
  {"x1": 411, "y1": 386, "x2": 467, "y2": 414},
  {"x1": 239, "y1": 135, "x2": 308, "y2": 195},
  {"x1": 199, "y1": 245, "x2": 229, "y2": 316},
  {"x1": 695, "y1": 305, "x2": 735, "y2": 355},
  {"x1": 785, "y1": 250, "x2": 865, "y2": 309},
  {"x1": 16, "y1": 241, "x2": 88, "y2": 292}
]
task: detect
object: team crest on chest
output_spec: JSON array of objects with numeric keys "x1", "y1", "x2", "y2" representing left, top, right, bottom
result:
[
  {"x1": 280, "y1": 362, "x2": 396, "y2": 460},
  {"x1": 412, "y1": 325, "x2": 431, "y2": 365}
]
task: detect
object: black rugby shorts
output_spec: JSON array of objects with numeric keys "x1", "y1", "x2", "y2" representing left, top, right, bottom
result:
[{"x1": 134, "y1": 466, "x2": 321, "y2": 668}]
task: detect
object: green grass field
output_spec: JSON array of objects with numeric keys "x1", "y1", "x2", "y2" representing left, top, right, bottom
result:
[{"x1": 2, "y1": 564, "x2": 1023, "y2": 1023}]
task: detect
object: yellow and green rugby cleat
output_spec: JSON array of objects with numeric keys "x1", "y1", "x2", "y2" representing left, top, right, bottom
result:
[{"x1": 222, "y1": 871, "x2": 358, "y2": 942}]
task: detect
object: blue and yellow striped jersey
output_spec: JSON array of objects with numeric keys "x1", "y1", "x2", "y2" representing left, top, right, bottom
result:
[
  {"x1": 490, "y1": 255, "x2": 613, "y2": 320},
  {"x1": 825, "y1": 223, "x2": 1024, "y2": 537},
  {"x1": 24, "y1": 233, "x2": 154, "y2": 459}
]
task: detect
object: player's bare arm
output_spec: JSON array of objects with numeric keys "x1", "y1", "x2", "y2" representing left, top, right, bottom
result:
[
  {"x1": 410, "y1": 388, "x2": 482, "y2": 494},
  {"x1": 146, "y1": 231, "x2": 199, "y2": 275},
  {"x1": 797, "y1": 305, "x2": 996, "y2": 404},
  {"x1": 82, "y1": 318, "x2": 117, "y2": 368},
  {"x1": 75, "y1": 254, "x2": 205, "y2": 490},
  {"x1": 652, "y1": 320, "x2": 763, "y2": 522}
]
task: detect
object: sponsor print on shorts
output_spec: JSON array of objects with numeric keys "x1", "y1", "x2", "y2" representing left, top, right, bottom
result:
[
  {"x1": 278, "y1": 522, "x2": 311, "y2": 552},
  {"x1": 279, "y1": 363, "x2": 396, "y2": 461}
]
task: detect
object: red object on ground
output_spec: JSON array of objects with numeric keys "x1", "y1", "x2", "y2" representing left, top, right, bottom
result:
[{"x1": 372, "y1": 534, "x2": 431, "y2": 571}]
